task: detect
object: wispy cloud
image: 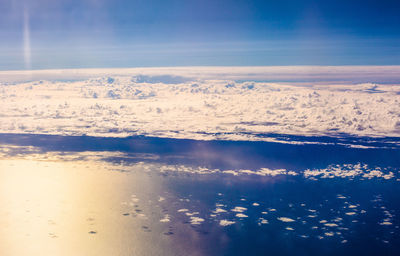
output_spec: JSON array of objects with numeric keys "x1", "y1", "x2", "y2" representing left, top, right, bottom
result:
[{"x1": 23, "y1": 6, "x2": 31, "y2": 70}]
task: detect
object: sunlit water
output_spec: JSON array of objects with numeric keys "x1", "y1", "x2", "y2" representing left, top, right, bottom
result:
[{"x1": 0, "y1": 134, "x2": 399, "y2": 256}]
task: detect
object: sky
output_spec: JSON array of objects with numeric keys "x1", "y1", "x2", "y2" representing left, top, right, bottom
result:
[{"x1": 0, "y1": 0, "x2": 399, "y2": 70}]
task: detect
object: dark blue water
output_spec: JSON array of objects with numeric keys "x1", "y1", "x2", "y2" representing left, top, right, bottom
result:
[
  {"x1": 1, "y1": 133, "x2": 399, "y2": 255},
  {"x1": 160, "y1": 175, "x2": 400, "y2": 256},
  {"x1": 1, "y1": 133, "x2": 399, "y2": 171}
]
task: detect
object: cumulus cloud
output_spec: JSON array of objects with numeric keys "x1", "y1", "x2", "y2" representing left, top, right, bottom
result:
[
  {"x1": 147, "y1": 162, "x2": 399, "y2": 182},
  {"x1": 277, "y1": 217, "x2": 295, "y2": 222},
  {"x1": 231, "y1": 207, "x2": 247, "y2": 213},
  {"x1": 213, "y1": 208, "x2": 227, "y2": 213},
  {"x1": 304, "y1": 164, "x2": 396, "y2": 180},
  {"x1": 235, "y1": 213, "x2": 248, "y2": 218},
  {"x1": 1, "y1": 144, "x2": 396, "y2": 183},
  {"x1": 189, "y1": 216, "x2": 204, "y2": 225},
  {"x1": 258, "y1": 218, "x2": 268, "y2": 225},
  {"x1": 160, "y1": 215, "x2": 171, "y2": 222},
  {"x1": 324, "y1": 223, "x2": 338, "y2": 227},
  {"x1": 219, "y1": 220, "x2": 235, "y2": 226},
  {"x1": 1, "y1": 67, "x2": 400, "y2": 142}
]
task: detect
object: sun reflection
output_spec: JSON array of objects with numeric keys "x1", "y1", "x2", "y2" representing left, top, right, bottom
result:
[{"x1": 0, "y1": 157, "x2": 173, "y2": 256}]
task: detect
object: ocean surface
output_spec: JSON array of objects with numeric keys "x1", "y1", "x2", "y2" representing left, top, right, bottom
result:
[{"x1": 0, "y1": 133, "x2": 399, "y2": 255}]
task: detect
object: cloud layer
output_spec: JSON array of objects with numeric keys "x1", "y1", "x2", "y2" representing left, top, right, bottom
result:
[{"x1": 1, "y1": 67, "x2": 400, "y2": 141}]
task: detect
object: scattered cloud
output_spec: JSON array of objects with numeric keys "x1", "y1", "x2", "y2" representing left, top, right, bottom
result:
[
  {"x1": 277, "y1": 217, "x2": 295, "y2": 222},
  {"x1": 231, "y1": 206, "x2": 247, "y2": 213},
  {"x1": 219, "y1": 220, "x2": 235, "y2": 226}
]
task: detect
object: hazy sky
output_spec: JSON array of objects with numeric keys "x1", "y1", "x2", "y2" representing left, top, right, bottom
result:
[{"x1": 1, "y1": 0, "x2": 399, "y2": 70}]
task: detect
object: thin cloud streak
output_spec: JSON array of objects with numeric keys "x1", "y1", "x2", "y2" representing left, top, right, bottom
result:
[{"x1": 23, "y1": 6, "x2": 31, "y2": 70}]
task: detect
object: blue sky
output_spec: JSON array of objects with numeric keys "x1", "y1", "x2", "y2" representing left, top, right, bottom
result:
[{"x1": 1, "y1": 0, "x2": 399, "y2": 70}]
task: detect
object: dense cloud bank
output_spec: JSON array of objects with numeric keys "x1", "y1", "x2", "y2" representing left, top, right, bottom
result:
[{"x1": 1, "y1": 67, "x2": 400, "y2": 141}]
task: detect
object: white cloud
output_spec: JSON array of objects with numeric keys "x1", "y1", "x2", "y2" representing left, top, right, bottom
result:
[
  {"x1": 185, "y1": 212, "x2": 199, "y2": 216},
  {"x1": 190, "y1": 216, "x2": 204, "y2": 225},
  {"x1": 324, "y1": 223, "x2": 338, "y2": 227},
  {"x1": 231, "y1": 206, "x2": 247, "y2": 213},
  {"x1": 1, "y1": 67, "x2": 400, "y2": 143},
  {"x1": 277, "y1": 217, "x2": 295, "y2": 222},
  {"x1": 2, "y1": 66, "x2": 400, "y2": 83},
  {"x1": 219, "y1": 220, "x2": 235, "y2": 226},
  {"x1": 235, "y1": 213, "x2": 248, "y2": 218},
  {"x1": 160, "y1": 214, "x2": 170, "y2": 222},
  {"x1": 0, "y1": 145, "x2": 395, "y2": 182},
  {"x1": 304, "y1": 164, "x2": 396, "y2": 180},
  {"x1": 213, "y1": 208, "x2": 227, "y2": 213}
]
